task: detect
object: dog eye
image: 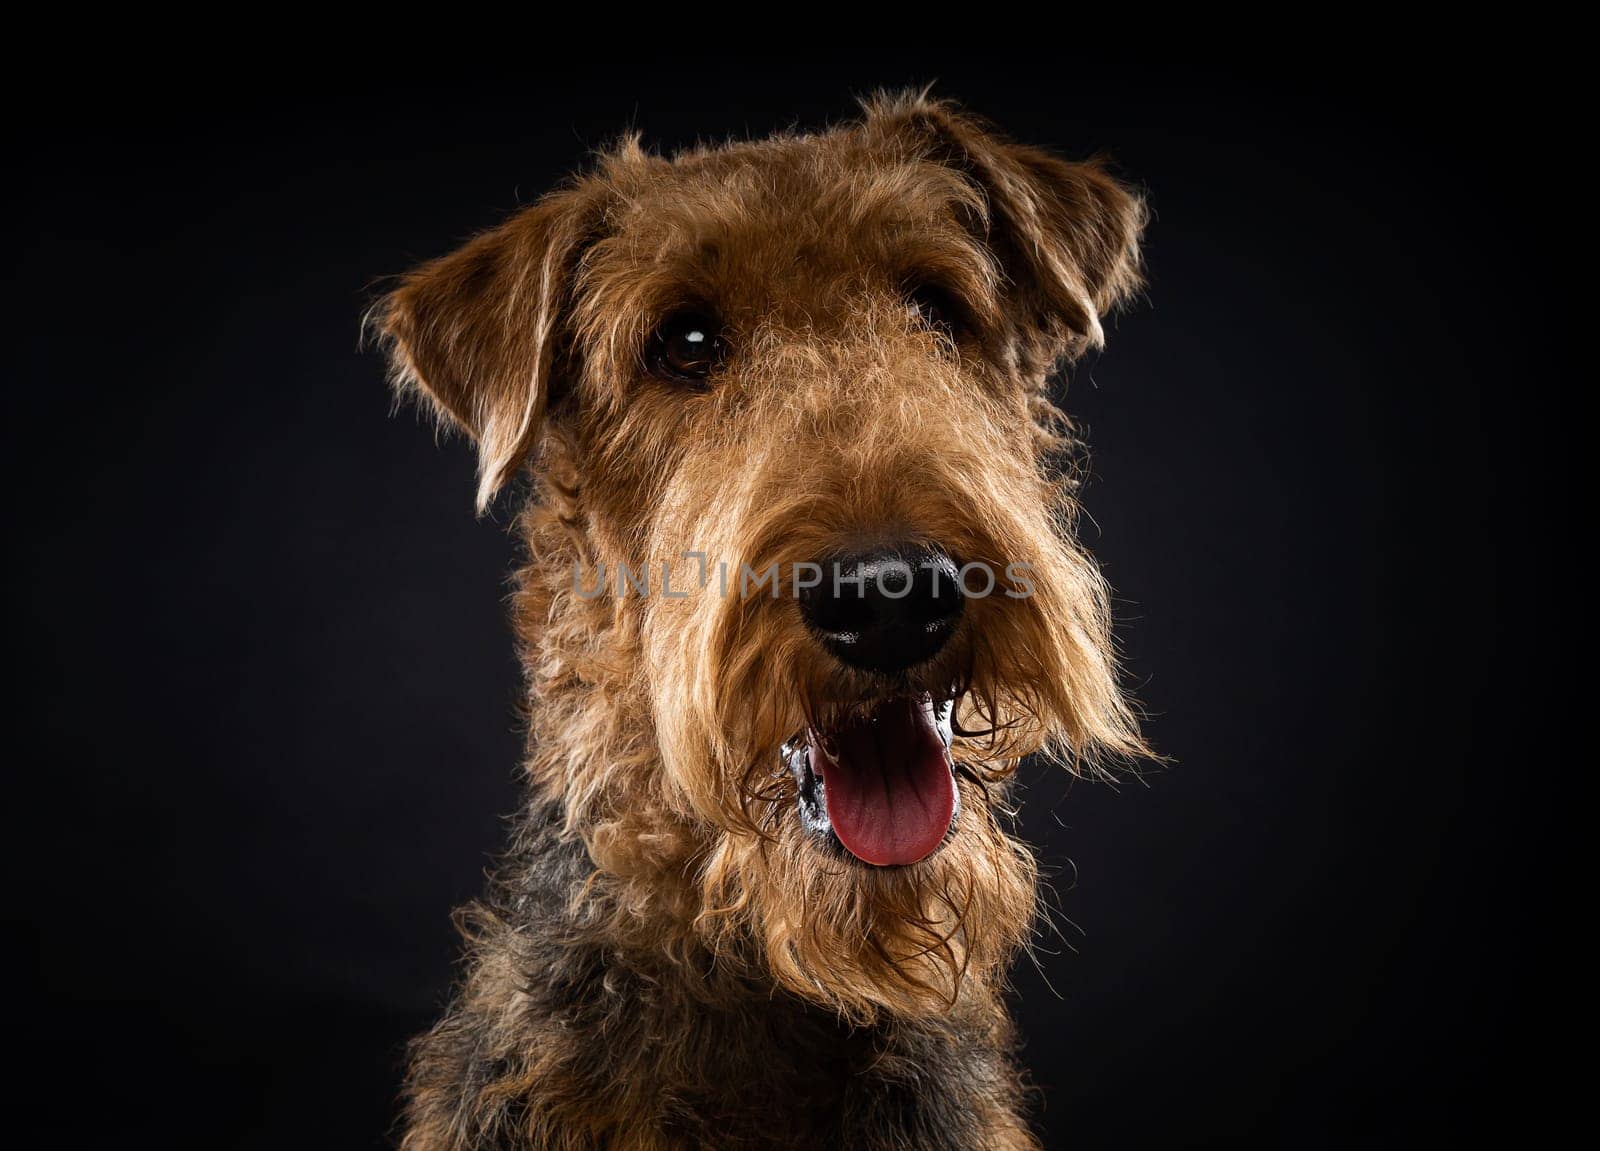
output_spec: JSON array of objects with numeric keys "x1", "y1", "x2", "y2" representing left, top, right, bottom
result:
[
  {"x1": 907, "y1": 284, "x2": 968, "y2": 342},
  {"x1": 650, "y1": 311, "x2": 728, "y2": 384}
]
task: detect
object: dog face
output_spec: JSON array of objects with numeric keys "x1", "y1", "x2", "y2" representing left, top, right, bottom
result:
[{"x1": 378, "y1": 94, "x2": 1148, "y2": 1020}]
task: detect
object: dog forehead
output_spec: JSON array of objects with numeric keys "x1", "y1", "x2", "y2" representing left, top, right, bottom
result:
[{"x1": 593, "y1": 132, "x2": 986, "y2": 304}]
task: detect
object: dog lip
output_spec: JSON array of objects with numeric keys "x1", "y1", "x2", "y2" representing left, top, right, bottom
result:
[
  {"x1": 783, "y1": 695, "x2": 958, "y2": 867},
  {"x1": 781, "y1": 694, "x2": 955, "y2": 767}
]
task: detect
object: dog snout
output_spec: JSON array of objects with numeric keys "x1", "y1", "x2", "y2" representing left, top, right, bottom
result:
[{"x1": 798, "y1": 545, "x2": 963, "y2": 674}]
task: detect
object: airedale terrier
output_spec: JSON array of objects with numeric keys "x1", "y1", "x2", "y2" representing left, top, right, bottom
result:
[{"x1": 375, "y1": 92, "x2": 1149, "y2": 1151}]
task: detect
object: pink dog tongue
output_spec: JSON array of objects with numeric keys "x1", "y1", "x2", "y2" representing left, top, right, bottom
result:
[{"x1": 807, "y1": 697, "x2": 955, "y2": 866}]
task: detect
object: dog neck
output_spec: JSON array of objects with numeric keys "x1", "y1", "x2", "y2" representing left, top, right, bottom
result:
[{"x1": 408, "y1": 789, "x2": 1036, "y2": 1150}]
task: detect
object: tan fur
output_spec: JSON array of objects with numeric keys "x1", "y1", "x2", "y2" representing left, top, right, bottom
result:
[{"x1": 375, "y1": 92, "x2": 1150, "y2": 1150}]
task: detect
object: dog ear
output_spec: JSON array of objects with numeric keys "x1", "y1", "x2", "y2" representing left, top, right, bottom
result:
[
  {"x1": 864, "y1": 93, "x2": 1147, "y2": 350},
  {"x1": 374, "y1": 184, "x2": 603, "y2": 511}
]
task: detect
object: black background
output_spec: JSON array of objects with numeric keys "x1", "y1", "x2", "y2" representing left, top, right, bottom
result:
[{"x1": 9, "y1": 55, "x2": 1563, "y2": 1147}]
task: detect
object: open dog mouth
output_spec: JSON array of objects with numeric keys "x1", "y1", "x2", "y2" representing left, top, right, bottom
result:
[{"x1": 781, "y1": 695, "x2": 958, "y2": 867}]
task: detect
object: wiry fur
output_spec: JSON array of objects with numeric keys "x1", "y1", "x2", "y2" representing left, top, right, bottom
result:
[{"x1": 374, "y1": 92, "x2": 1150, "y2": 1150}]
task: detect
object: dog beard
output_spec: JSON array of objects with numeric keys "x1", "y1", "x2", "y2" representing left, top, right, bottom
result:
[{"x1": 695, "y1": 759, "x2": 1040, "y2": 1022}]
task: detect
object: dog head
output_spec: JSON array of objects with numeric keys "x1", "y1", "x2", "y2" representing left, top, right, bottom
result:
[{"x1": 376, "y1": 93, "x2": 1149, "y2": 1020}]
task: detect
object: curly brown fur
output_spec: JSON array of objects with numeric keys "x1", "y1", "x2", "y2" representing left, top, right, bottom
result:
[{"x1": 374, "y1": 92, "x2": 1150, "y2": 1150}]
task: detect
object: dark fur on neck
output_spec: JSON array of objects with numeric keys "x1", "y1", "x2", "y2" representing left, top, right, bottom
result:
[{"x1": 400, "y1": 796, "x2": 1036, "y2": 1150}]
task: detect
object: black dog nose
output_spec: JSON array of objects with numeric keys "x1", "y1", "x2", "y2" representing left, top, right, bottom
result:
[{"x1": 798, "y1": 546, "x2": 964, "y2": 674}]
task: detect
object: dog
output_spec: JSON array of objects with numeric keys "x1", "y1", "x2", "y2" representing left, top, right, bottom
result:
[{"x1": 374, "y1": 91, "x2": 1150, "y2": 1150}]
